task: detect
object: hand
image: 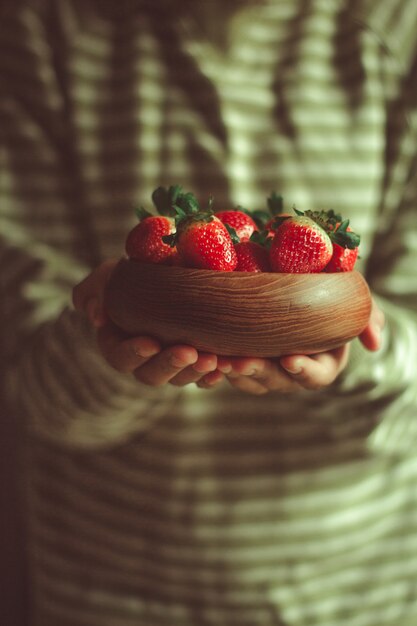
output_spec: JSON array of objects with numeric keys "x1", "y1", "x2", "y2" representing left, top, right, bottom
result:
[
  {"x1": 205, "y1": 344, "x2": 351, "y2": 395},
  {"x1": 358, "y1": 297, "x2": 385, "y2": 351},
  {"x1": 201, "y1": 297, "x2": 385, "y2": 396},
  {"x1": 72, "y1": 258, "x2": 119, "y2": 329},
  {"x1": 96, "y1": 323, "x2": 223, "y2": 388},
  {"x1": 73, "y1": 264, "x2": 384, "y2": 394},
  {"x1": 72, "y1": 260, "x2": 224, "y2": 388}
]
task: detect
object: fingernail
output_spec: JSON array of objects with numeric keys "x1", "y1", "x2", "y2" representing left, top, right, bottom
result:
[
  {"x1": 134, "y1": 344, "x2": 159, "y2": 358},
  {"x1": 283, "y1": 359, "x2": 303, "y2": 374},
  {"x1": 169, "y1": 354, "x2": 189, "y2": 368},
  {"x1": 201, "y1": 371, "x2": 223, "y2": 386}
]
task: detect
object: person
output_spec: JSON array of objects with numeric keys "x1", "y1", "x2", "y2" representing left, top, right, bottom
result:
[{"x1": 1, "y1": 0, "x2": 417, "y2": 624}]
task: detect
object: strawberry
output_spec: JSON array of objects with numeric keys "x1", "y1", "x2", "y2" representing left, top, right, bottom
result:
[
  {"x1": 168, "y1": 213, "x2": 238, "y2": 271},
  {"x1": 324, "y1": 221, "x2": 360, "y2": 272},
  {"x1": 325, "y1": 243, "x2": 359, "y2": 272},
  {"x1": 264, "y1": 213, "x2": 293, "y2": 238},
  {"x1": 302, "y1": 211, "x2": 360, "y2": 272},
  {"x1": 263, "y1": 192, "x2": 291, "y2": 237},
  {"x1": 235, "y1": 240, "x2": 271, "y2": 272},
  {"x1": 269, "y1": 214, "x2": 333, "y2": 273},
  {"x1": 125, "y1": 214, "x2": 178, "y2": 264},
  {"x1": 216, "y1": 209, "x2": 258, "y2": 242},
  {"x1": 246, "y1": 192, "x2": 292, "y2": 237},
  {"x1": 160, "y1": 189, "x2": 239, "y2": 271}
]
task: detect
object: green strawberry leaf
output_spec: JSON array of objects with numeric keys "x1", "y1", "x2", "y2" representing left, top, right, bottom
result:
[
  {"x1": 249, "y1": 229, "x2": 274, "y2": 249},
  {"x1": 250, "y1": 209, "x2": 273, "y2": 228},
  {"x1": 326, "y1": 209, "x2": 343, "y2": 223},
  {"x1": 330, "y1": 219, "x2": 361, "y2": 249},
  {"x1": 135, "y1": 206, "x2": 153, "y2": 221},
  {"x1": 168, "y1": 185, "x2": 183, "y2": 204},
  {"x1": 172, "y1": 205, "x2": 188, "y2": 227},
  {"x1": 305, "y1": 209, "x2": 345, "y2": 235},
  {"x1": 268, "y1": 214, "x2": 291, "y2": 230},
  {"x1": 224, "y1": 223, "x2": 240, "y2": 244},
  {"x1": 152, "y1": 186, "x2": 178, "y2": 216},
  {"x1": 174, "y1": 191, "x2": 200, "y2": 215},
  {"x1": 267, "y1": 192, "x2": 284, "y2": 216}
]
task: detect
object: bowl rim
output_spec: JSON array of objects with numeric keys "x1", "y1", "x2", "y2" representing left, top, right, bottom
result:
[{"x1": 117, "y1": 257, "x2": 367, "y2": 280}]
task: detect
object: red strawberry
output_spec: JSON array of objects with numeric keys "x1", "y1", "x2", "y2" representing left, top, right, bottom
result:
[
  {"x1": 324, "y1": 222, "x2": 360, "y2": 272},
  {"x1": 216, "y1": 209, "x2": 258, "y2": 242},
  {"x1": 264, "y1": 213, "x2": 292, "y2": 238},
  {"x1": 269, "y1": 215, "x2": 333, "y2": 273},
  {"x1": 125, "y1": 215, "x2": 177, "y2": 264},
  {"x1": 235, "y1": 241, "x2": 271, "y2": 272},
  {"x1": 325, "y1": 244, "x2": 359, "y2": 272},
  {"x1": 174, "y1": 214, "x2": 238, "y2": 271},
  {"x1": 243, "y1": 192, "x2": 290, "y2": 238}
]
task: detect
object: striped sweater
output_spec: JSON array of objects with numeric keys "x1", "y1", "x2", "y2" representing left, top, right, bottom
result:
[{"x1": 1, "y1": 1, "x2": 417, "y2": 624}]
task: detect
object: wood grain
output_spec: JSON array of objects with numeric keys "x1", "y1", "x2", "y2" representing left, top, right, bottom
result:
[{"x1": 104, "y1": 259, "x2": 372, "y2": 357}]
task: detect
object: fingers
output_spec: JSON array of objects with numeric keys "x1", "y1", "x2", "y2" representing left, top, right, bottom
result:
[
  {"x1": 196, "y1": 369, "x2": 226, "y2": 389},
  {"x1": 213, "y1": 343, "x2": 350, "y2": 395},
  {"x1": 96, "y1": 325, "x2": 161, "y2": 373},
  {"x1": 217, "y1": 357, "x2": 300, "y2": 395},
  {"x1": 98, "y1": 326, "x2": 198, "y2": 385},
  {"x1": 96, "y1": 323, "x2": 224, "y2": 388},
  {"x1": 97, "y1": 318, "x2": 351, "y2": 393},
  {"x1": 96, "y1": 323, "x2": 350, "y2": 394},
  {"x1": 133, "y1": 345, "x2": 201, "y2": 386},
  {"x1": 359, "y1": 298, "x2": 385, "y2": 351},
  {"x1": 280, "y1": 344, "x2": 350, "y2": 390},
  {"x1": 169, "y1": 352, "x2": 218, "y2": 386}
]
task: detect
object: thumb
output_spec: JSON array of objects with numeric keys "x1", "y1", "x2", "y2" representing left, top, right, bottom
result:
[
  {"x1": 359, "y1": 298, "x2": 385, "y2": 352},
  {"x1": 72, "y1": 259, "x2": 118, "y2": 327}
]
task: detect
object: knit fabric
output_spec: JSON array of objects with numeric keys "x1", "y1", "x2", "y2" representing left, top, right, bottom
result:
[{"x1": 1, "y1": 1, "x2": 417, "y2": 624}]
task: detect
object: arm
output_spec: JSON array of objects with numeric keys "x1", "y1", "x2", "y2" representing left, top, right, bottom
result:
[
  {"x1": 213, "y1": 154, "x2": 417, "y2": 455},
  {"x1": 339, "y1": 155, "x2": 417, "y2": 454},
  {"x1": 0, "y1": 237, "x2": 187, "y2": 450},
  {"x1": 0, "y1": 7, "x2": 188, "y2": 450}
]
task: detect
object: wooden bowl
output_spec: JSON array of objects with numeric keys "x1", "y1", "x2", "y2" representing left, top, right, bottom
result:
[{"x1": 104, "y1": 259, "x2": 372, "y2": 357}]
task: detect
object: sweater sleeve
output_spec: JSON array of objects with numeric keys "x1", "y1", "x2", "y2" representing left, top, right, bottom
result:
[
  {"x1": 332, "y1": 148, "x2": 417, "y2": 455},
  {"x1": 325, "y1": 3, "x2": 417, "y2": 454},
  {"x1": 0, "y1": 3, "x2": 180, "y2": 451},
  {"x1": 0, "y1": 243, "x2": 180, "y2": 451},
  {"x1": 0, "y1": 193, "x2": 181, "y2": 452}
]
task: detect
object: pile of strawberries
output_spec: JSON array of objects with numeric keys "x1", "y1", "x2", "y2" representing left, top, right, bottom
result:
[{"x1": 125, "y1": 186, "x2": 360, "y2": 273}]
